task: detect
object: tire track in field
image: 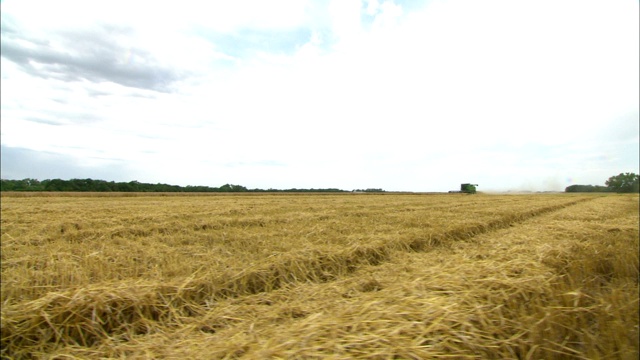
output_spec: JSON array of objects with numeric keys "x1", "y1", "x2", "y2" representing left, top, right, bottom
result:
[
  {"x1": 195, "y1": 197, "x2": 598, "y2": 300},
  {"x1": 197, "y1": 195, "x2": 637, "y2": 359},
  {"x1": 1, "y1": 197, "x2": 598, "y2": 353},
  {"x1": 402, "y1": 196, "x2": 597, "y2": 252}
]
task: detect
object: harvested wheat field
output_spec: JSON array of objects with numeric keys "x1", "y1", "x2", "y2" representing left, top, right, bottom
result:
[{"x1": 1, "y1": 192, "x2": 638, "y2": 359}]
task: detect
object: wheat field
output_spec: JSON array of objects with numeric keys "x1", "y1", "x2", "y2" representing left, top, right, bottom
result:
[{"x1": 1, "y1": 192, "x2": 638, "y2": 359}]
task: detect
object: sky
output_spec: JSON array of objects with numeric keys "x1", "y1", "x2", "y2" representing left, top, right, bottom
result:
[{"x1": 1, "y1": 0, "x2": 638, "y2": 192}]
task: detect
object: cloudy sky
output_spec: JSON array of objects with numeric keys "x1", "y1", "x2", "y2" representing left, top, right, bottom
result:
[{"x1": 1, "y1": 0, "x2": 638, "y2": 192}]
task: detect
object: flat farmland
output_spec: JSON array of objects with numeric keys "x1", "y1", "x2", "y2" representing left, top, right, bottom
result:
[{"x1": 1, "y1": 193, "x2": 638, "y2": 359}]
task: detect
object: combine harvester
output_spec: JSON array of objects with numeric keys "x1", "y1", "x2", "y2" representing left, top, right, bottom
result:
[{"x1": 449, "y1": 183, "x2": 478, "y2": 194}]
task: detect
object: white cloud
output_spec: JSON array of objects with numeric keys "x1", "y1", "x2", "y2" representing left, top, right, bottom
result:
[{"x1": 1, "y1": 0, "x2": 638, "y2": 191}]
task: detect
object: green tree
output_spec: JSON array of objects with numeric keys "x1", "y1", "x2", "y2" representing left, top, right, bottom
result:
[
  {"x1": 219, "y1": 184, "x2": 248, "y2": 192},
  {"x1": 1, "y1": 179, "x2": 16, "y2": 191},
  {"x1": 565, "y1": 184, "x2": 610, "y2": 193},
  {"x1": 605, "y1": 172, "x2": 640, "y2": 193},
  {"x1": 44, "y1": 179, "x2": 68, "y2": 191}
]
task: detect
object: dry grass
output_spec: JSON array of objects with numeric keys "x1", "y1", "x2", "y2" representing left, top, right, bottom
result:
[{"x1": 1, "y1": 193, "x2": 637, "y2": 359}]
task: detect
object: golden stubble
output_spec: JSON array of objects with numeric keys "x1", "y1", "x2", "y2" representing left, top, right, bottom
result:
[{"x1": 1, "y1": 193, "x2": 637, "y2": 358}]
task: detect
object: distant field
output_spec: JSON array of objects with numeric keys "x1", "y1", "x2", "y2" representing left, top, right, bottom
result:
[{"x1": 1, "y1": 193, "x2": 638, "y2": 358}]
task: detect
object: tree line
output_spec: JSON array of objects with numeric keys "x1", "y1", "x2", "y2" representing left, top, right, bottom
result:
[
  {"x1": 565, "y1": 172, "x2": 639, "y2": 193},
  {"x1": 0, "y1": 178, "x2": 350, "y2": 193}
]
